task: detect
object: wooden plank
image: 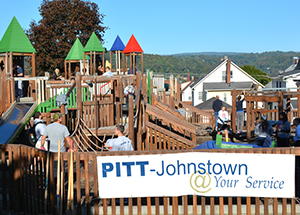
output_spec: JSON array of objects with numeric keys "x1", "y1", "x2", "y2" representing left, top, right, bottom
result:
[
  {"x1": 193, "y1": 195, "x2": 197, "y2": 215},
  {"x1": 163, "y1": 197, "x2": 168, "y2": 215},
  {"x1": 93, "y1": 155, "x2": 99, "y2": 215},
  {"x1": 84, "y1": 154, "x2": 90, "y2": 215},
  {"x1": 201, "y1": 196, "x2": 206, "y2": 215},
  {"x1": 145, "y1": 103, "x2": 196, "y2": 134},
  {"x1": 210, "y1": 196, "x2": 214, "y2": 215},
  {"x1": 1, "y1": 145, "x2": 7, "y2": 210},
  {"x1": 76, "y1": 153, "x2": 81, "y2": 215},
  {"x1": 155, "y1": 196, "x2": 159, "y2": 215},
  {"x1": 146, "y1": 121, "x2": 196, "y2": 147}
]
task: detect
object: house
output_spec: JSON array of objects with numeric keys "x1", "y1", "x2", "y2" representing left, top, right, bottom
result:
[
  {"x1": 265, "y1": 57, "x2": 300, "y2": 110},
  {"x1": 181, "y1": 58, "x2": 264, "y2": 106}
]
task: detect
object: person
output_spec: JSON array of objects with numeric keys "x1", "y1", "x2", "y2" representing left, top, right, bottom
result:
[
  {"x1": 292, "y1": 118, "x2": 300, "y2": 146},
  {"x1": 14, "y1": 64, "x2": 23, "y2": 99},
  {"x1": 33, "y1": 111, "x2": 47, "y2": 149},
  {"x1": 102, "y1": 66, "x2": 113, "y2": 77},
  {"x1": 127, "y1": 65, "x2": 138, "y2": 75},
  {"x1": 177, "y1": 103, "x2": 186, "y2": 118},
  {"x1": 124, "y1": 84, "x2": 135, "y2": 104},
  {"x1": 70, "y1": 76, "x2": 75, "y2": 85},
  {"x1": 40, "y1": 113, "x2": 72, "y2": 152},
  {"x1": 236, "y1": 90, "x2": 245, "y2": 133},
  {"x1": 276, "y1": 112, "x2": 290, "y2": 147},
  {"x1": 104, "y1": 125, "x2": 133, "y2": 151},
  {"x1": 254, "y1": 115, "x2": 274, "y2": 146},
  {"x1": 217, "y1": 106, "x2": 229, "y2": 142},
  {"x1": 212, "y1": 95, "x2": 223, "y2": 130},
  {"x1": 54, "y1": 68, "x2": 62, "y2": 80}
]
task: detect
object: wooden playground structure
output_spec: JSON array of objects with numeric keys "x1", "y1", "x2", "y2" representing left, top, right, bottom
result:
[{"x1": 2, "y1": 16, "x2": 300, "y2": 215}]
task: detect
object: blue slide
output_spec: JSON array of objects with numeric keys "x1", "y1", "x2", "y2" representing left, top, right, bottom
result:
[{"x1": 0, "y1": 102, "x2": 36, "y2": 144}]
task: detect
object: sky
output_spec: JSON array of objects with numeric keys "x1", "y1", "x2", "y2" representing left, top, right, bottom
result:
[{"x1": 1, "y1": 0, "x2": 299, "y2": 55}]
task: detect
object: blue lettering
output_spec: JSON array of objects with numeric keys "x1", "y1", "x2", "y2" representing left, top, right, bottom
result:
[
  {"x1": 213, "y1": 163, "x2": 222, "y2": 175},
  {"x1": 223, "y1": 164, "x2": 237, "y2": 175},
  {"x1": 246, "y1": 176, "x2": 252, "y2": 188},
  {"x1": 215, "y1": 176, "x2": 222, "y2": 187},
  {"x1": 122, "y1": 162, "x2": 135, "y2": 177},
  {"x1": 136, "y1": 161, "x2": 149, "y2": 176},
  {"x1": 116, "y1": 162, "x2": 121, "y2": 177},
  {"x1": 207, "y1": 160, "x2": 212, "y2": 174},
  {"x1": 166, "y1": 164, "x2": 176, "y2": 176},
  {"x1": 157, "y1": 161, "x2": 164, "y2": 176},
  {"x1": 239, "y1": 164, "x2": 248, "y2": 175},
  {"x1": 197, "y1": 163, "x2": 206, "y2": 174},
  {"x1": 102, "y1": 163, "x2": 113, "y2": 178},
  {"x1": 188, "y1": 163, "x2": 196, "y2": 174},
  {"x1": 177, "y1": 160, "x2": 186, "y2": 175},
  {"x1": 279, "y1": 181, "x2": 284, "y2": 189}
]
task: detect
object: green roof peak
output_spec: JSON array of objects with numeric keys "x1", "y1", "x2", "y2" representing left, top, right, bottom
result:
[
  {"x1": 66, "y1": 38, "x2": 89, "y2": 60},
  {"x1": 0, "y1": 16, "x2": 36, "y2": 53},
  {"x1": 84, "y1": 32, "x2": 105, "y2": 52}
]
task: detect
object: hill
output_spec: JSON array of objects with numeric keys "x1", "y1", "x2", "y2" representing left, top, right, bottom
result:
[{"x1": 140, "y1": 51, "x2": 300, "y2": 80}]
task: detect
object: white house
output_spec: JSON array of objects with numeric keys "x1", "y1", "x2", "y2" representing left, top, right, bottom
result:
[{"x1": 181, "y1": 58, "x2": 264, "y2": 106}]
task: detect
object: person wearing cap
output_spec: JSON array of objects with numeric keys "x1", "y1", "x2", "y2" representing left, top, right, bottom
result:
[
  {"x1": 254, "y1": 115, "x2": 274, "y2": 146},
  {"x1": 40, "y1": 113, "x2": 71, "y2": 152}
]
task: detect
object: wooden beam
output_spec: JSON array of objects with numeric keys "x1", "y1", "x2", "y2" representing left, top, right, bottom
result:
[
  {"x1": 146, "y1": 121, "x2": 196, "y2": 147},
  {"x1": 128, "y1": 95, "x2": 135, "y2": 149},
  {"x1": 231, "y1": 89, "x2": 236, "y2": 133},
  {"x1": 244, "y1": 95, "x2": 281, "y2": 103}
]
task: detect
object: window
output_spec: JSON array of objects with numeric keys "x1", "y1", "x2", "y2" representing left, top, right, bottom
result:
[
  {"x1": 198, "y1": 91, "x2": 202, "y2": 100},
  {"x1": 222, "y1": 70, "x2": 233, "y2": 82}
]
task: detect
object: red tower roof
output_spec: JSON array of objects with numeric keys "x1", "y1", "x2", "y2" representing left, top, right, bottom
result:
[{"x1": 123, "y1": 34, "x2": 143, "y2": 54}]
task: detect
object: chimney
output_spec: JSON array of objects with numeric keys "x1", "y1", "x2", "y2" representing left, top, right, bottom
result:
[
  {"x1": 226, "y1": 59, "x2": 231, "y2": 84},
  {"x1": 187, "y1": 71, "x2": 190, "y2": 81}
]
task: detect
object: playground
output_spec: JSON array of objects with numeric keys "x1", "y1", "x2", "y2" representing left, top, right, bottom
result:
[{"x1": 0, "y1": 17, "x2": 300, "y2": 215}]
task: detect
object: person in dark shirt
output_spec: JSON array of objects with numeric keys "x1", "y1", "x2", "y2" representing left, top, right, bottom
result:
[
  {"x1": 212, "y1": 95, "x2": 223, "y2": 130},
  {"x1": 236, "y1": 90, "x2": 245, "y2": 133}
]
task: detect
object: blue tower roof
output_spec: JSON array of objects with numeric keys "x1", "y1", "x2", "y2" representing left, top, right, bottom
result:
[{"x1": 110, "y1": 35, "x2": 125, "y2": 51}]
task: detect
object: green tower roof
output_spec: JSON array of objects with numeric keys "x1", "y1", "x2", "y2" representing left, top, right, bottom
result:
[
  {"x1": 84, "y1": 32, "x2": 105, "y2": 52},
  {"x1": 0, "y1": 16, "x2": 36, "y2": 53},
  {"x1": 66, "y1": 38, "x2": 89, "y2": 60}
]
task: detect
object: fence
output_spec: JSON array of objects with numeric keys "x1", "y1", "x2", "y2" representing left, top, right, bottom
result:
[{"x1": 1, "y1": 144, "x2": 300, "y2": 215}]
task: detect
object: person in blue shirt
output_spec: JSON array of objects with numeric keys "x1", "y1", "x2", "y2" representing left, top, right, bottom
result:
[
  {"x1": 276, "y1": 112, "x2": 290, "y2": 147},
  {"x1": 293, "y1": 118, "x2": 300, "y2": 146},
  {"x1": 236, "y1": 90, "x2": 245, "y2": 133}
]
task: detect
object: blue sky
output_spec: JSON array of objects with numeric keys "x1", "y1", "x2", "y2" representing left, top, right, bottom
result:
[{"x1": 1, "y1": 0, "x2": 299, "y2": 55}]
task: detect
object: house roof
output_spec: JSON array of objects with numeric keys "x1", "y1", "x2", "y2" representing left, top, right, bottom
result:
[
  {"x1": 195, "y1": 97, "x2": 232, "y2": 110},
  {"x1": 0, "y1": 16, "x2": 36, "y2": 53},
  {"x1": 190, "y1": 60, "x2": 224, "y2": 88},
  {"x1": 123, "y1": 34, "x2": 143, "y2": 54},
  {"x1": 65, "y1": 38, "x2": 89, "y2": 60},
  {"x1": 190, "y1": 59, "x2": 264, "y2": 89},
  {"x1": 283, "y1": 61, "x2": 300, "y2": 78},
  {"x1": 110, "y1": 35, "x2": 125, "y2": 51},
  {"x1": 84, "y1": 32, "x2": 105, "y2": 52},
  {"x1": 203, "y1": 81, "x2": 253, "y2": 91}
]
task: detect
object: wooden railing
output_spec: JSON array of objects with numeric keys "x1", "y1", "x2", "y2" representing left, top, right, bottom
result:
[{"x1": 1, "y1": 144, "x2": 300, "y2": 215}]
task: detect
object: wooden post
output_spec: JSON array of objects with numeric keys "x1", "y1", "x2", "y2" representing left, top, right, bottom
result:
[
  {"x1": 278, "y1": 91, "x2": 283, "y2": 114},
  {"x1": 76, "y1": 74, "x2": 82, "y2": 116},
  {"x1": 128, "y1": 94, "x2": 135, "y2": 149},
  {"x1": 83, "y1": 53, "x2": 86, "y2": 75},
  {"x1": 141, "y1": 53, "x2": 144, "y2": 75},
  {"x1": 32, "y1": 53, "x2": 36, "y2": 77},
  {"x1": 231, "y1": 89, "x2": 236, "y2": 133},
  {"x1": 68, "y1": 61, "x2": 71, "y2": 79},
  {"x1": 246, "y1": 101, "x2": 251, "y2": 143}
]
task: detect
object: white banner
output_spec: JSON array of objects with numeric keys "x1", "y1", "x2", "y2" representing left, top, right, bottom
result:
[{"x1": 97, "y1": 152, "x2": 295, "y2": 198}]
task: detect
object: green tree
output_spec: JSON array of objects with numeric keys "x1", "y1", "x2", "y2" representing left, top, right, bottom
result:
[
  {"x1": 240, "y1": 65, "x2": 271, "y2": 85},
  {"x1": 26, "y1": 0, "x2": 107, "y2": 75}
]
